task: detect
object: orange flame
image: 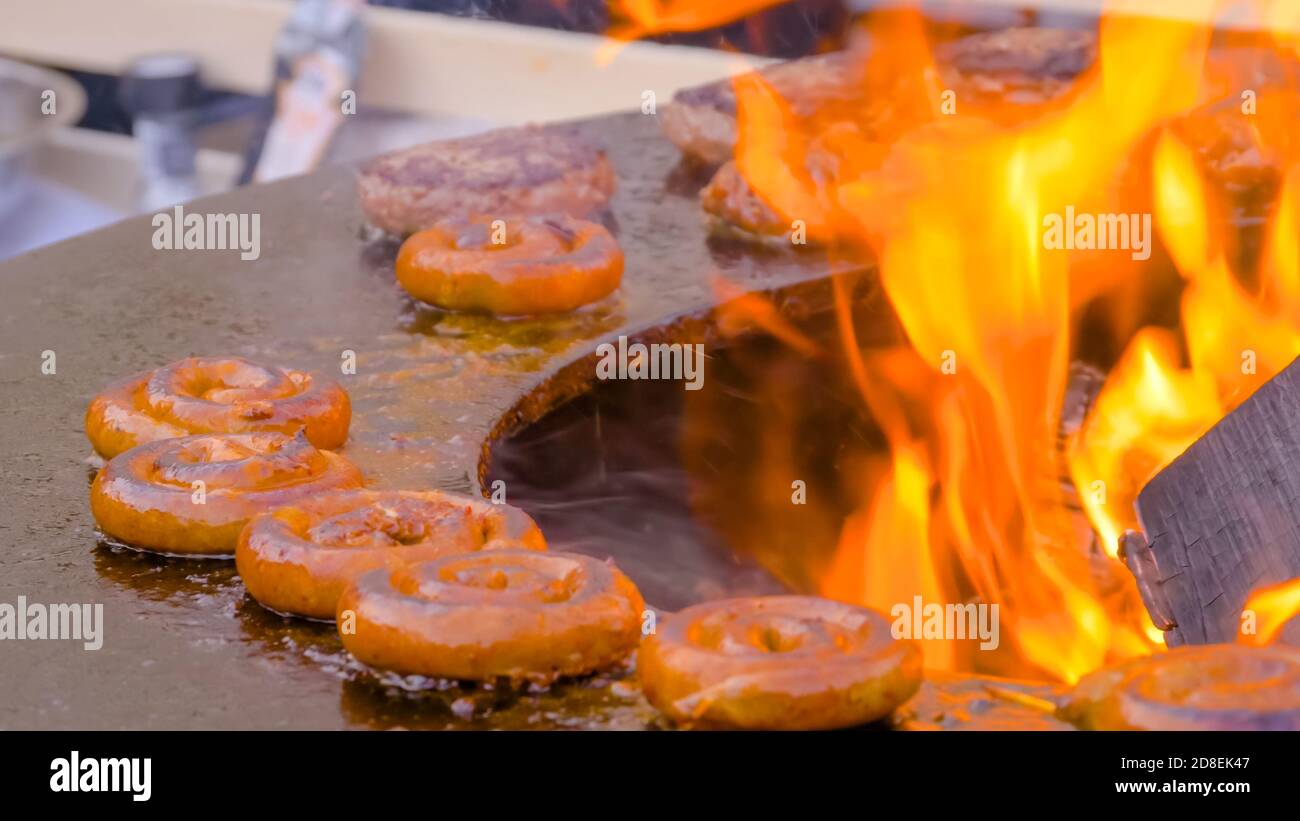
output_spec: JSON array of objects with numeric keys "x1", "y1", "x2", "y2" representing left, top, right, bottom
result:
[
  {"x1": 607, "y1": 0, "x2": 790, "y2": 41},
  {"x1": 1068, "y1": 328, "x2": 1222, "y2": 556},
  {"x1": 1068, "y1": 28, "x2": 1300, "y2": 655},
  {"x1": 1068, "y1": 118, "x2": 1300, "y2": 560},
  {"x1": 1240, "y1": 576, "x2": 1300, "y2": 646},
  {"x1": 721, "y1": 4, "x2": 1246, "y2": 683},
  {"x1": 711, "y1": 276, "x2": 823, "y2": 358},
  {"x1": 645, "y1": 0, "x2": 1300, "y2": 681}
]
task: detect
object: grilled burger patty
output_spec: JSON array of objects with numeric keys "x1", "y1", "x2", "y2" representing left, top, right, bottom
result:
[
  {"x1": 692, "y1": 27, "x2": 1098, "y2": 243},
  {"x1": 357, "y1": 125, "x2": 617, "y2": 235},
  {"x1": 663, "y1": 27, "x2": 1096, "y2": 168},
  {"x1": 659, "y1": 49, "x2": 869, "y2": 168},
  {"x1": 937, "y1": 26, "x2": 1096, "y2": 113}
]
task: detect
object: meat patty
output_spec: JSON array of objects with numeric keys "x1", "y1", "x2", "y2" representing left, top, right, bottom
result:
[
  {"x1": 699, "y1": 161, "x2": 792, "y2": 241},
  {"x1": 660, "y1": 50, "x2": 868, "y2": 168},
  {"x1": 935, "y1": 26, "x2": 1096, "y2": 114},
  {"x1": 694, "y1": 27, "x2": 1098, "y2": 244},
  {"x1": 357, "y1": 125, "x2": 617, "y2": 235},
  {"x1": 663, "y1": 27, "x2": 1096, "y2": 167},
  {"x1": 700, "y1": 128, "x2": 861, "y2": 246}
]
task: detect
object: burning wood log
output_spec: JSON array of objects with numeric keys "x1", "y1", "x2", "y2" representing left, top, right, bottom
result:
[{"x1": 1127, "y1": 355, "x2": 1300, "y2": 646}]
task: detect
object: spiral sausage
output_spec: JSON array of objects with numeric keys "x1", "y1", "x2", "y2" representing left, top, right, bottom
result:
[
  {"x1": 639, "y1": 596, "x2": 922, "y2": 729},
  {"x1": 395, "y1": 214, "x2": 623, "y2": 316},
  {"x1": 86, "y1": 356, "x2": 350, "y2": 459},
  {"x1": 91, "y1": 431, "x2": 363, "y2": 556},
  {"x1": 1060, "y1": 644, "x2": 1300, "y2": 730},
  {"x1": 338, "y1": 550, "x2": 644, "y2": 684},
  {"x1": 237, "y1": 489, "x2": 546, "y2": 619}
]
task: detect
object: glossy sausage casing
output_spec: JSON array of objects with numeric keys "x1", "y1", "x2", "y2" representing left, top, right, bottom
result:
[
  {"x1": 85, "y1": 356, "x2": 351, "y2": 459},
  {"x1": 338, "y1": 550, "x2": 644, "y2": 683},
  {"x1": 237, "y1": 489, "x2": 545, "y2": 619},
  {"x1": 91, "y1": 431, "x2": 363, "y2": 556},
  {"x1": 396, "y1": 215, "x2": 622, "y2": 316},
  {"x1": 639, "y1": 595, "x2": 922, "y2": 729},
  {"x1": 1060, "y1": 644, "x2": 1300, "y2": 730}
]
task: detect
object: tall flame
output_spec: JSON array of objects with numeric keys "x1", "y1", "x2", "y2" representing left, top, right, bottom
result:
[
  {"x1": 720, "y1": 2, "x2": 1297, "y2": 683},
  {"x1": 632, "y1": 1, "x2": 1300, "y2": 678},
  {"x1": 1068, "y1": 328, "x2": 1221, "y2": 555}
]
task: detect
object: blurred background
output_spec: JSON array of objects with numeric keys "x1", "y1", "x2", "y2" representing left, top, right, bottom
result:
[{"x1": 0, "y1": 0, "x2": 1084, "y2": 261}]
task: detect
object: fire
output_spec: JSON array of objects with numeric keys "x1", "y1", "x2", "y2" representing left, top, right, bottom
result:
[
  {"x1": 1067, "y1": 115, "x2": 1300, "y2": 564},
  {"x1": 1241, "y1": 577, "x2": 1300, "y2": 646},
  {"x1": 1153, "y1": 129, "x2": 1300, "y2": 401},
  {"x1": 1070, "y1": 79, "x2": 1300, "y2": 636},
  {"x1": 1266, "y1": 0, "x2": 1300, "y2": 61},
  {"x1": 607, "y1": 0, "x2": 790, "y2": 41},
  {"x1": 765, "y1": 7, "x2": 1216, "y2": 682},
  {"x1": 633, "y1": 2, "x2": 1300, "y2": 679},
  {"x1": 1068, "y1": 328, "x2": 1221, "y2": 555},
  {"x1": 711, "y1": 276, "x2": 822, "y2": 358},
  {"x1": 820, "y1": 353, "x2": 952, "y2": 667}
]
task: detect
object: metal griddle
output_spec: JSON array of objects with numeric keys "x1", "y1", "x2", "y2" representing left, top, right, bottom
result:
[{"x1": 0, "y1": 111, "x2": 1065, "y2": 729}]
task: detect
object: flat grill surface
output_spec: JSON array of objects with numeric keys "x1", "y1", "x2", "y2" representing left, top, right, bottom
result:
[
  {"x1": 0, "y1": 110, "x2": 1065, "y2": 729},
  {"x1": 0, "y1": 111, "x2": 848, "y2": 728}
]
